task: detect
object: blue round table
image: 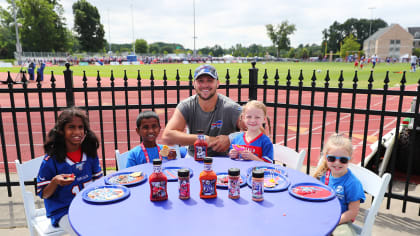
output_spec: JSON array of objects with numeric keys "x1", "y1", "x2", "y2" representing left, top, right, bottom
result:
[{"x1": 69, "y1": 157, "x2": 340, "y2": 236}]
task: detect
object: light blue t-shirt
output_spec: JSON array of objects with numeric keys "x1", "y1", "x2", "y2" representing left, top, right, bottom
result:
[
  {"x1": 320, "y1": 169, "x2": 365, "y2": 213},
  {"x1": 126, "y1": 144, "x2": 187, "y2": 168}
]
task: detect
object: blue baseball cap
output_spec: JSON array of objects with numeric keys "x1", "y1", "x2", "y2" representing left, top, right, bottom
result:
[{"x1": 194, "y1": 64, "x2": 218, "y2": 80}]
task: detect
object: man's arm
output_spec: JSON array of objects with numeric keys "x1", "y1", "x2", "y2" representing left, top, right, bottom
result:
[{"x1": 161, "y1": 108, "x2": 199, "y2": 146}]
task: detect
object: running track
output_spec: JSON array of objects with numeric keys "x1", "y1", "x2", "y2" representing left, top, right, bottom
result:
[{"x1": 0, "y1": 72, "x2": 416, "y2": 172}]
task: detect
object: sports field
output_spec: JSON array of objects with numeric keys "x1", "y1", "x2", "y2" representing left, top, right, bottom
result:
[{"x1": 1, "y1": 61, "x2": 418, "y2": 89}]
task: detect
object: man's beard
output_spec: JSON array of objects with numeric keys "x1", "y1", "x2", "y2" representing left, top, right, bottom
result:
[{"x1": 196, "y1": 89, "x2": 216, "y2": 101}]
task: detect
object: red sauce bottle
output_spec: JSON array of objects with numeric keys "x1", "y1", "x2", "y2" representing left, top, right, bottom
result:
[
  {"x1": 194, "y1": 130, "x2": 207, "y2": 161},
  {"x1": 199, "y1": 157, "x2": 217, "y2": 199},
  {"x1": 149, "y1": 159, "x2": 168, "y2": 201}
]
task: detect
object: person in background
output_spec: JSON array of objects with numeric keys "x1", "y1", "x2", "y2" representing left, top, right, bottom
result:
[
  {"x1": 313, "y1": 133, "x2": 365, "y2": 236},
  {"x1": 37, "y1": 107, "x2": 103, "y2": 235},
  {"x1": 162, "y1": 64, "x2": 243, "y2": 157}
]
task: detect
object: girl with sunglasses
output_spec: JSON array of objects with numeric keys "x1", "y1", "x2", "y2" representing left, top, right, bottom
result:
[{"x1": 313, "y1": 133, "x2": 365, "y2": 236}]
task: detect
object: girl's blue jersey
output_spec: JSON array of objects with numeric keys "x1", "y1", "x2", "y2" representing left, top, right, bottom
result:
[{"x1": 37, "y1": 153, "x2": 103, "y2": 227}]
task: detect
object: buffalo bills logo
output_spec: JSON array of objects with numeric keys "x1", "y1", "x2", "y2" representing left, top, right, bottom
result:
[{"x1": 211, "y1": 120, "x2": 223, "y2": 129}]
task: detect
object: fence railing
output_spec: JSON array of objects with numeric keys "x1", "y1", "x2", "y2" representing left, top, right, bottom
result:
[{"x1": 0, "y1": 62, "x2": 419, "y2": 214}]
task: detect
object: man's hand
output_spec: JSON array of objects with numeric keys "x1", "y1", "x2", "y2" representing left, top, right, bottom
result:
[{"x1": 208, "y1": 135, "x2": 230, "y2": 153}]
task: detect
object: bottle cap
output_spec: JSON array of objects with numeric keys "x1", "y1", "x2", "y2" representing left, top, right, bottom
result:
[
  {"x1": 197, "y1": 130, "x2": 204, "y2": 134},
  {"x1": 178, "y1": 168, "x2": 190, "y2": 177},
  {"x1": 152, "y1": 158, "x2": 162, "y2": 165},
  {"x1": 228, "y1": 168, "x2": 240, "y2": 176},
  {"x1": 203, "y1": 157, "x2": 213, "y2": 164},
  {"x1": 252, "y1": 169, "x2": 264, "y2": 178}
]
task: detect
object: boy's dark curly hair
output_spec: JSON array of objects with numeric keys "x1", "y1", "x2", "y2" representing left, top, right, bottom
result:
[{"x1": 44, "y1": 107, "x2": 99, "y2": 162}]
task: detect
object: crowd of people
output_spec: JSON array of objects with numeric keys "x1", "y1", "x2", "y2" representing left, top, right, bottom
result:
[{"x1": 36, "y1": 64, "x2": 366, "y2": 236}]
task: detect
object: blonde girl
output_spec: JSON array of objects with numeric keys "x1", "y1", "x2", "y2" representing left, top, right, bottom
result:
[
  {"x1": 229, "y1": 100, "x2": 273, "y2": 163},
  {"x1": 313, "y1": 133, "x2": 365, "y2": 236}
]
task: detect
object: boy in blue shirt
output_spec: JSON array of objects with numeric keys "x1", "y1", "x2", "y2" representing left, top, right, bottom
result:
[{"x1": 126, "y1": 111, "x2": 186, "y2": 167}]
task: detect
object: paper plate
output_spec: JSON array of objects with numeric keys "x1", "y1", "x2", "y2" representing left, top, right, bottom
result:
[
  {"x1": 215, "y1": 172, "x2": 247, "y2": 189},
  {"x1": 247, "y1": 170, "x2": 290, "y2": 192},
  {"x1": 246, "y1": 165, "x2": 287, "y2": 177},
  {"x1": 162, "y1": 167, "x2": 193, "y2": 181},
  {"x1": 288, "y1": 182, "x2": 336, "y2": 201},
  {"x1": 104, "y1": 171, "x2": 147, "y2": 187},
  {"x1": 83, "y1": 185, "x2": 130, "y2": 204}
]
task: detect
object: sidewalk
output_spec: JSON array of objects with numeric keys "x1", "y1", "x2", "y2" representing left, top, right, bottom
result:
[{"x1": 0, "y1": 174, "x2": 419, "y2": 236}]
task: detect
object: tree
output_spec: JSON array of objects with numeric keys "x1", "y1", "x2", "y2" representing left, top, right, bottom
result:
[
  {"x1": 340, "y1": 34, "x2": 361, "y2": 58},
  {"x1": 266, "y1": 21, "x2": 296, "y2": 57},
  {"x1": 135, "y1": 39, "x2": 148, "y2": 53},
  {"x1": 14, "y1": 0, "x2": 69, "y2": 52},
  {"x1": 322, "y1": 18, "x2": 387, "y2": 53},
  {"x1": 73, "y1": 0, "x2": 105, "y2": 52},
  {"x1": 0, "y1": 6, "x2": 15, "y2": 58}
]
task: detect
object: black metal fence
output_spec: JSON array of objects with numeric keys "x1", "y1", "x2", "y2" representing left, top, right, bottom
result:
[{"x1": 0, "y1": 62, "x2": 419, "y2": 214}]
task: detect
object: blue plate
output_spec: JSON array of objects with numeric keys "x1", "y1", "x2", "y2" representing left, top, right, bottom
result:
[
  {"x1": 82, "y1": 185, "x2": 130, "y2": 204},
  {"x1": 246, "y1": 165, "x2": 287, "y2": 177},
  {"x1": 215, "y1": 172, "x2": 247, "y2": 189},
  {"x1": 104, "y1": 171, "x2": 148, "y2": 187},
  {"x1": 162, "y1": 167, "x2": 193, "y2": 181},
  {"x1": 247, "y1": 170, "x2": 290, "y2": 192},
  {"x1": 288, "y1": 182, "x2": 336, "y2": 201}
]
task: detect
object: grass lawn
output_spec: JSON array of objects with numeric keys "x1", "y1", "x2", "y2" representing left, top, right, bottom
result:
[{"x1": 1, "y1": 62, "x2": 418, "y2": 88}]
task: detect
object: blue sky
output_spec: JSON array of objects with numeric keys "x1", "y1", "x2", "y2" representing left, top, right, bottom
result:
[{"x1": 1, "y1": 0, "x2": 418, "y2": 49}]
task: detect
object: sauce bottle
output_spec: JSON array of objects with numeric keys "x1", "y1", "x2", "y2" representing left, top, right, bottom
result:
[
  {"x1": 178, "y1": 168, "x2": 190, "y2": 200},
  {"x1": 228, "y1": 168, "x2": 241, "y2": 199},
  {"x1": 194, "y1": 130, "x2": 207, "y2": 161},
  {"x1": 199, "y1": 157, "x2": 217, "y2": 199},
  {"x1": 149, "y1": 159, "x2": 168, "y2": 201},
  {"x1": 251, "y1": 169, "x2": 264, "y2": 202}
]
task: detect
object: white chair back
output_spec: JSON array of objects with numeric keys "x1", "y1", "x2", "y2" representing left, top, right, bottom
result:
[
  {"x1": 348, "y1": 163, "x2": 391, "y2": 236},
  {"x1": 273, "y1": 144, "x2": 306, "y2": 171},
  {"x1": 15, "y1": 156, "x2": 66, "y2": 236},
  {"x1": 115, "y1": 150, "x2": 130, "y2": 170}
]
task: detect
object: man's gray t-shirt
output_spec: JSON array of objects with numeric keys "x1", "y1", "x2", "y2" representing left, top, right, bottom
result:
[{"x1": 177, "y1": 94, "x2": 241, "y2": 157}]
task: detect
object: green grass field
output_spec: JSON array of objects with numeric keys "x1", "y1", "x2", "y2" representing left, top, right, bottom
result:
[{"x1": 1, "y1": 62, "x2": 419, "y2": 88}]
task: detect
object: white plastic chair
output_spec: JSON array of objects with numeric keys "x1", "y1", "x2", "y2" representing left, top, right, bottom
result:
[
  {"x1": 273, "y1": 144, "x2": 306, "y2": 171},
  {"x1": 348, "y1": 163, "x2": 392, "y2": 236},
  {"x1": 115, "y1": 150, "x2": 130, "y2": 170},
  {"x1": 15, "y1": 156, "x2": 66, "y2": 236}
]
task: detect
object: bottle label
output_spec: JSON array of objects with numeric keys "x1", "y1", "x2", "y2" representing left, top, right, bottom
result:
[
  {"x1": 252, "y1": 180, "x2": 264, "y2": 200},
  {"x1": 228, "y1": 178, "x2": 240, "y2": 198},
  {"x1": 201, "y1": 179, "x2": 216, "y2": 196},
  {"x1": 196, "y1": 146, "x2": 206, "y2": 159},
  {"x1": 204, "y1": 163, "x2": 212, "y2": 171},
  {"x1": 151, "y1": 181, "x2": 167, "y2": 199},
  {"x1": 179, "y1": 178, "x2": 190, "y2": 198},
  {"x1": 153, "y1": 166, "x2": 162, "y2": 173}
]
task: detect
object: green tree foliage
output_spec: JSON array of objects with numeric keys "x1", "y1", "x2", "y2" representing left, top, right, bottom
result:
[
  {"x1": 266, "y1": 21, "x2": 296, "y2": 57},
  {"x1": 340, "y1": 34, "x2": 361, "y2": 58},
  {"x1": 148, "y1": 42, "x2": 183, "y2": 54},
  {"x1": 73, "y1": 0, "x2": 105, "y2": 52},
  {"x1": 322, "y1": 18, "x2": 387, "y2": 53},
  {"x1": 413, "y1": 48, "x2": 420, "y2": 57},
  {"x1": 0, "y1": 5, "x2": 15, "y2": 58},
  {"x1": 135, "y1": 39, "x2": 148, "y2": 53},
  {"x1": 17, "y1": 0, "x2": 69, "y2": 52}
]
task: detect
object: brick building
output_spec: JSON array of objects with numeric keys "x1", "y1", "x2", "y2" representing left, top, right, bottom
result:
[
  {"x1": 363, "y1": 24, "x2": 413, "y2": 59},
  {"x1": 408, "y1": 27, "x2": 420, "y2": 49}
]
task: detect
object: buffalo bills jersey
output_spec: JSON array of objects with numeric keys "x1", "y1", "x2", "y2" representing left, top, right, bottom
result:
[
  {"x1": 231, "y1": 132, "x2": 273, "y2": 163},
  {"x1": 37, "y1": 153, "x2": 102, "y2": 227}
]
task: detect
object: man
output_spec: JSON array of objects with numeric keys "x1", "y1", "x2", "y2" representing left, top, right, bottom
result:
[
  {"x1": 162, "y1": 64, "x2": 242, "y2": 157},
  {"x1": 410, "y1": 54, "x2": 418, "y2": 72}
]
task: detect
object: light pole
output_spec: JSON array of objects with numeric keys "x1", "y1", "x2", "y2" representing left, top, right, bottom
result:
[
  {"x1": 131, "y1": 3, "x2": 135, "y2": 54},
  {"x1": 193, "y1": 0, "x2": 197, "y2": 57},
  {"x1": 368, "y1": 6, "x2": 375, "y2": 57},
  {"x1": 12, "y1": 0, "x2": 22, "y2": 64}
]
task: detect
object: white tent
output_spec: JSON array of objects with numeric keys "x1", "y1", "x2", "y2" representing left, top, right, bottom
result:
[{"x1": 400, "y1": 53, "x2": 409, "y2": 62}]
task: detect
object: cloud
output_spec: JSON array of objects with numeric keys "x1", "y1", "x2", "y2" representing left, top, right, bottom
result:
[{"x1": 1, "y1": 0, "x2": 418, "y2": 50}]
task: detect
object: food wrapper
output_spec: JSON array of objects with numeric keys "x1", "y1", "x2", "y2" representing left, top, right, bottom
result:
[{"x1": 159, "y1": 145, "x2": 170, "y2": 157}]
